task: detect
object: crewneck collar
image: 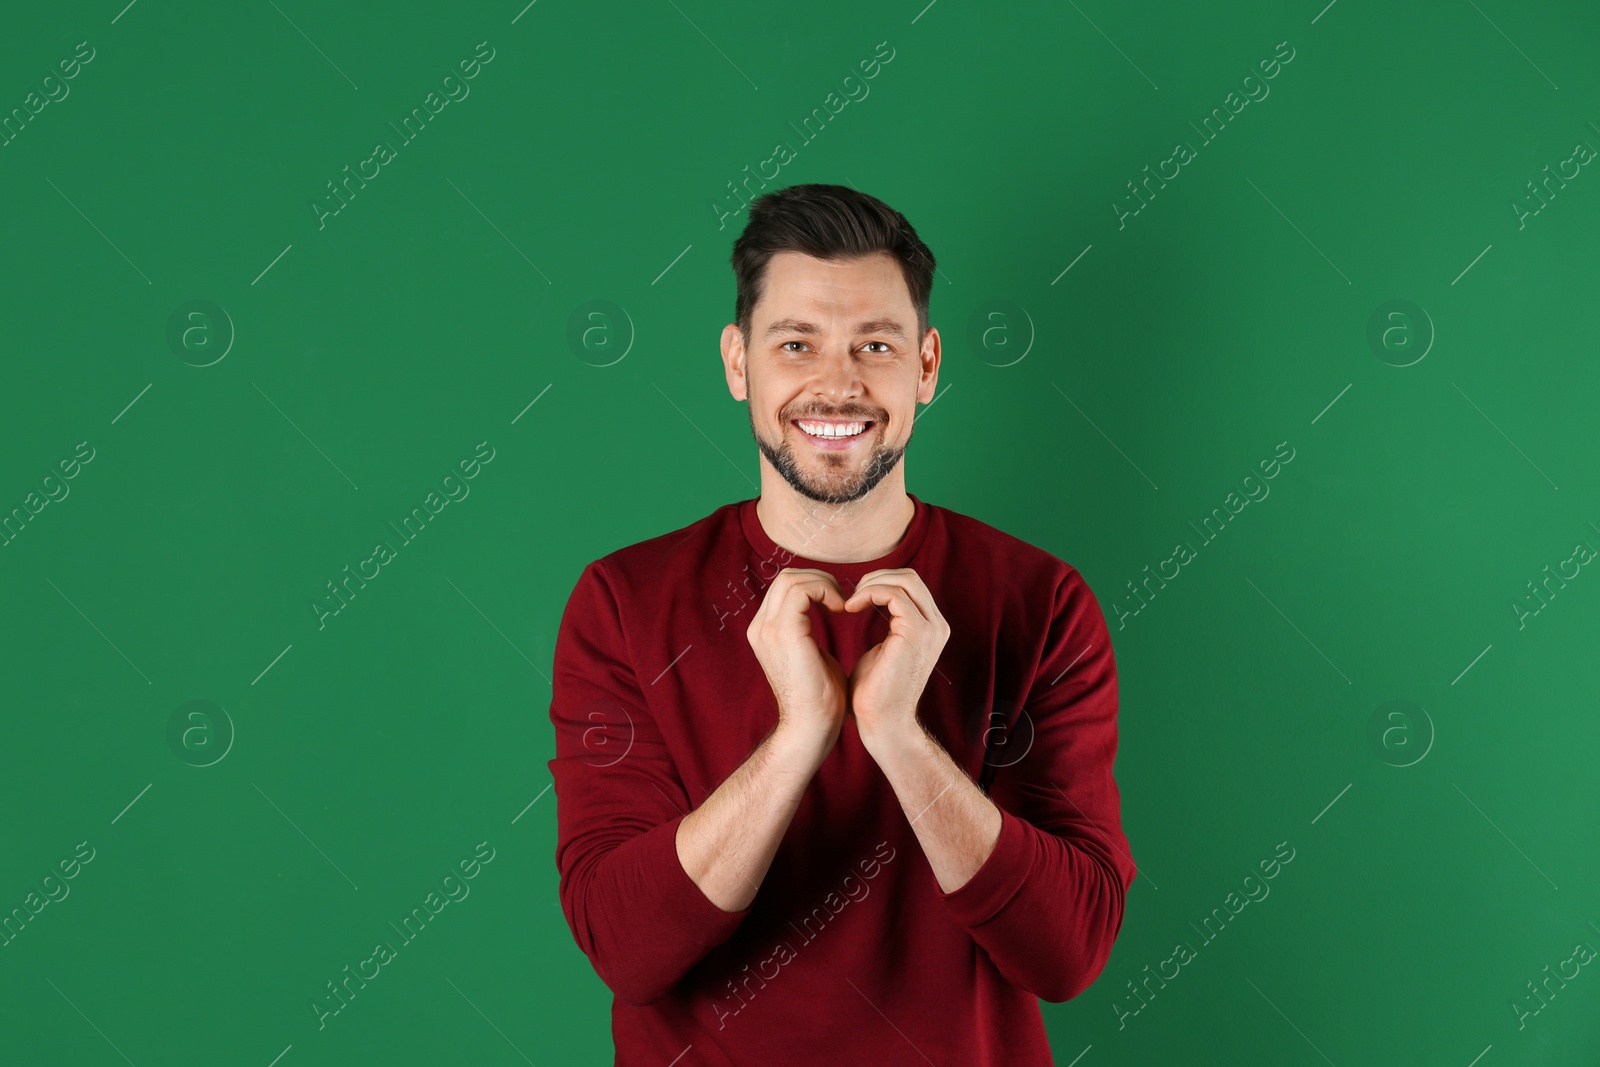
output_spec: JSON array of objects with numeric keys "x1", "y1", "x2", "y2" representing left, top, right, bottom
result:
[{"x1": 738, "y1": 492, "x2": 932, "y2": 588}]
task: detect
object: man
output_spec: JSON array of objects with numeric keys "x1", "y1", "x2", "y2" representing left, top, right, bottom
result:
[{"x1": 548, "y1": 183, "x2": 1136, "y2": 1065}]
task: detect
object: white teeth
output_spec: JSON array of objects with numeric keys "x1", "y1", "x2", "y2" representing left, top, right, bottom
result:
[{"x1": 797, "y1": 420, "x2": 867, "y2": 438}]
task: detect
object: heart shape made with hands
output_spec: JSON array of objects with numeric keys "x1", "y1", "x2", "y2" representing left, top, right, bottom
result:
[{"x1": 809, "y1": 568, "x2": 952, "y2": 735}]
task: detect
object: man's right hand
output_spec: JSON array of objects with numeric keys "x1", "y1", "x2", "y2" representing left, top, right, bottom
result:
[{"x1": 746, "y1": 567, "x2": 850, "y2": 759}]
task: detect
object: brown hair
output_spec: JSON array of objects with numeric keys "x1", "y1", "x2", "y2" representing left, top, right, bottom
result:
[{"x1": 730, "y1": 183, "x2": 936, "y2": 347}]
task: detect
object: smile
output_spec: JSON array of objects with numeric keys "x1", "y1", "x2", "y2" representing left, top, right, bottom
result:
[{"x1": 793, "y1": 418, "x2": 874, "y2": 449}]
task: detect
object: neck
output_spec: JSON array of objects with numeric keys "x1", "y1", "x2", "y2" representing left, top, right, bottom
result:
[{"x1": 754, "y1": 462, "x2": 914, "y2": 564}]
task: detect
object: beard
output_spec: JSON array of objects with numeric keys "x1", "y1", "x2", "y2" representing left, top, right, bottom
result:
[{"x1": 748, "y1": 404, "x2": 908, "y2": 505}]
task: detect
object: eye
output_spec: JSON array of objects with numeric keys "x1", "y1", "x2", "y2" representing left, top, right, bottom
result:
[
  {"x1": 781, "y1": 341, "x2": 809, "y2": 353},
  {"x1": 863, "y1": 341, "x2": 893, "y2": 354}
]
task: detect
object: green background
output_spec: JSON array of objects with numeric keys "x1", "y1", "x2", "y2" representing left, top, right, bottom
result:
[{"x1": 3, "y1": 0, "x2": 1598, "y2": 1063}]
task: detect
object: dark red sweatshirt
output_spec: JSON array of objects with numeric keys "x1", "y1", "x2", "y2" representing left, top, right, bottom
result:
[{"x1": 547, "y1": 493, "x2": 1136, "y2": 1065}]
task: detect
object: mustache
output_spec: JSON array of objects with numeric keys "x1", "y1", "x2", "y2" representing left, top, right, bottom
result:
[{"x1": 786, "y1": 408, "x2": 883, "y2": 422}]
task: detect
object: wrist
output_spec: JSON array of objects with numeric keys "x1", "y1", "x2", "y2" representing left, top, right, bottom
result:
[
  {"x1": 766, "y1": 721, "x2": 833, "y2": 774},
  {"x1": 858, "y1": 716, "x2": 928, "y2": 763}
]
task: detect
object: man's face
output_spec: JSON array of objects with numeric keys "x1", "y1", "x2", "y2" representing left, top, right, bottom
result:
[{"x1": 721, "y1": 251, "x2": 940, "y2": 505}]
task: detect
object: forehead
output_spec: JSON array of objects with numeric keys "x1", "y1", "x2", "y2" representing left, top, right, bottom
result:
[{"x1": 754, "y1": 251, "x2": 912, "y2": 321}]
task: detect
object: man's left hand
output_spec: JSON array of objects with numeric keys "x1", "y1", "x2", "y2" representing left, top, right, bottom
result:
[{"x1": 843, "y1": 568, "x2": 950, "y2": 748}]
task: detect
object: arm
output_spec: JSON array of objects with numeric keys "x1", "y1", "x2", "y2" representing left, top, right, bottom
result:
[
  {"x1": 677, "y1": 724, "x2": 827, "y2": 912},
  {"x1": 547, "y1": 560, "x2": 744, "y2": 1007},
  {"x1": 868, "y1": 567, "x2": 1137, "y2": 1003},
  {"x1": 682, "y1": 565, "x2": 855, "y2": 910},
  {"x1": 547, "y1": 561, "x2": 827, "y2": 1006}
]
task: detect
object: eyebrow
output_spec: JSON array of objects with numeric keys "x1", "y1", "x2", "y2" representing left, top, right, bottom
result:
[{"x1": 764, "y1": 318, "x2": 908, "y2": 342}]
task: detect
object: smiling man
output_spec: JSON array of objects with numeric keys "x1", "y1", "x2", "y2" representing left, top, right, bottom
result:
[{"x1": 547, "y1": 183, "x2": 1136, "y2": 1065}]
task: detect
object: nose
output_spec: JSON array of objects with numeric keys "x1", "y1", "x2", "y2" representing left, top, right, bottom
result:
[{"x1": 809, "y1": 346, "x2": 863, "y2": 405}]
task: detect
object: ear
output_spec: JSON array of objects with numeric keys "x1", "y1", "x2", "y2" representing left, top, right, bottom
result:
[
  {"x1": 916, "y1": 325, "x2": 941, "y2": 404},
  {"x1": 721, "y1": 322, "x2": 748, "y2": 402}
]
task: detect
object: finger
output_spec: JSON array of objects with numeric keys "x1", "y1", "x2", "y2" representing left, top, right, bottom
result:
[
  {"x1": 795, "y1": 569, "x2": 849, "y2": 610},
  {"x1": 844, "y1": 582, "x2": 927, "y2": 625},
  {"x1": 879, "y1": 570, "x2": 938, "y2": 620},
  {"x1": 777, "y1": 571, "x2": 847, "y2": 616},
  {"x1": 778, "y1": 567, "x2": 846, "y2": 596},
  {"x1": 847, "y1": 572, "x2": 935, "y2": 621}
]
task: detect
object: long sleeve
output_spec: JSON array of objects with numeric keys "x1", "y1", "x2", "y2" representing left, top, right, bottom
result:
[
  {"x1": 546, "y1": 560, "x2": 751, "y2": 1007},
  {"x1": 934, "y1": 566, "x2": 1137, "y2": 1003}
]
